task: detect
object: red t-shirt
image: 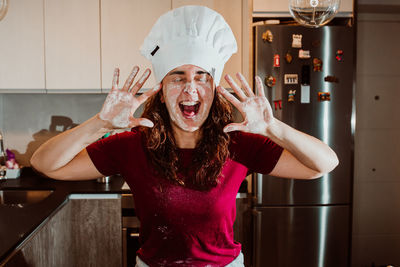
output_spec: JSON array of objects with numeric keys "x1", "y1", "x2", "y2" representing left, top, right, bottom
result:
[{"x1": 86, "y1": 128, "x2": 283, "y2": 267}]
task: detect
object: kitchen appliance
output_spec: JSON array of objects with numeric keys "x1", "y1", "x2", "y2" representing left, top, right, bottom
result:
[
  {"x1": 121, "y1": 193, "x2": 141, "y2": 267},
  {"x1": 253, "y1": 20, "x2": 355, "y2": 267}
]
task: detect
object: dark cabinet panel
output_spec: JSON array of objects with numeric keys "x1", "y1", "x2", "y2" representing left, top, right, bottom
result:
[{"x1": 3, "y1": 197, "x2": 121, "y2": 267}]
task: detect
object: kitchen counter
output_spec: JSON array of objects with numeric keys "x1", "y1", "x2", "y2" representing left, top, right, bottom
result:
[{"x1": 0, "y1": 168, "x2": 129, "y2": 263}]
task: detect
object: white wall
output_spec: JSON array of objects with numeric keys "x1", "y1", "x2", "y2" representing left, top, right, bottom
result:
[
  {"x1": 352, "y1": 11, "x2": 400, "y2": 267},
  {"x1": 0, "y1": 94, "x2": 3, "y2": 131}
]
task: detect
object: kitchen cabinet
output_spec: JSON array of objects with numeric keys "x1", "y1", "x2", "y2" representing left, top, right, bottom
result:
[
  {"x1": 172, "y1": 0, "x2": 243, "y2": 89},
  {"x1": 2, "y1": 195, "x2": 121, "y2": 267},
  {"x1": 102, "y1": 0, "x2": 244, "y2": 91},
  {"x1": 100, "y1": 0, "x2": 170, "y2": 93},
  {"x1": 3, "y1": 199, "x2": 74, "y2": 267},
  {"x1": 253, "y1": 0, "x2": 353, "y2": 16},
  {"x1": 0, "y1": 0, "x2": 45, "y2": 92},
  {"x1": 44, "y1": 0, "x2": 101, "y2": 92},
  {"x1": 1, "y1": 0, "x2": 246, "y2": 92},
  {"x1": 68, "y1": 196, "x2": 122, "y2": 266}
]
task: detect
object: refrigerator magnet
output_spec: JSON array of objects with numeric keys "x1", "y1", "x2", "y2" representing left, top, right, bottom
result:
[
  {"x1": 318, "y1": 92, "x2": 331, "y2": 101},
  {"x1": 292, "y1": 34, "x2": 302, "y2": 48},
  {"x1": 336, "y1": 50, "x2": 344, "y2": 61},
  {"x1": 262, "y1": 30, "x2": 273, "y2": 43},
  {"x1": 273, "y1": 54, "x2": 280, "y2": 67},
  {"x1": 299, "y1": 49, "x2": 311, "y2": 59},
  {"x1": 288, "y1": 90, "x2": 296, "y2": 102},
  {"x1": 313, "y1": 58, "x2": 323, "y2": 72},
  {"x1": 300, "y1": 85, "x2": 310, "y2": 103},
  {"x1": 301, "y1": 65, "x2": 311, "y2": 85},
  {"x1": 324, "y1": 75, "x2": 339, "y2": 83},
  {"x1": 273, "y1": 100, "x2": 282, "y2": 110},
  {"x1": 284, "y1": 74, "x2": 298, "y2": 84},
  {"x1": 285, "y1": 52, "x2": 293, "y2": 63},
  {"x1": 265, "y1": 75, "x2": 276, "y2": 88}
]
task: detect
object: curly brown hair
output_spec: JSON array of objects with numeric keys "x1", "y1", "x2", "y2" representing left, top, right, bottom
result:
[{"x1": 140, "y1": 90, "x2": 233, "y2": 190}]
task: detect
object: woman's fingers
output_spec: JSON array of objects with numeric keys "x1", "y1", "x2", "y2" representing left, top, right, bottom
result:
[
  {"x1": 236, "y1": 72, "x2": 254, "y2": 97},
  {"x1": 224, "y1": 74, "x2": 247, "y2": 101},
  {"x1": 111, "y1": 68, "x2": 120, "y2": 90},
  {"x1": 130, "y1": 69, "x2": 151, "y2": 95},
  {"x1": 223, "y1": 123, "x2": 247, "y2": 133},
  {"x1": 255, "y1": 76, "x2": 265, "y2": 97},
  {"x1": 129, "y1": 117, "x2": 154, "y2": 128},
  {"x1": 217, "y1": 86, "x2": 242, "y2": 111},
  {"x1": 137, "y1": 83, "x2": 162, "y2": 106},
  {"x1": 121, "y1": 66, "x2": 139, "y2": 91}
]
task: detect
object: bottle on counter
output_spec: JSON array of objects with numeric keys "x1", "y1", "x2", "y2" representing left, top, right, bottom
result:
[{"x1": 0, "y1": 130, "x2": 7, "y2": 179}]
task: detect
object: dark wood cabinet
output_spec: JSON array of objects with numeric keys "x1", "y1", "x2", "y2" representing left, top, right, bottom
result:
[{"x1": 3, "y1": 196, "x2": 121, "y2": 267}]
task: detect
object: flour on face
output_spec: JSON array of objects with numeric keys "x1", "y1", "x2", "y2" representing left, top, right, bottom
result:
[{"x1": 163, "y1": 66, "x2": 214, "y2": 133}]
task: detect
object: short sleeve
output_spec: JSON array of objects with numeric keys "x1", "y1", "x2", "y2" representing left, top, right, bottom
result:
[
  {"x1": 229, "y1": 131, "x2": 284, "y2": 174},
  {"x1": 86, "y1": 130, "x2": 137, "y2": 176}
]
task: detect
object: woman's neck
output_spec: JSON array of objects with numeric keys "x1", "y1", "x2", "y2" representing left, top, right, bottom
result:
[{"x1": 172, "y1": 126, "x2": 202, "y2": 149}]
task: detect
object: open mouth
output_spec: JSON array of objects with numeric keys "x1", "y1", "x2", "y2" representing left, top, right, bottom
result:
[{"x1": 179, "y1": 101, "x2": 201, "y2": 118}]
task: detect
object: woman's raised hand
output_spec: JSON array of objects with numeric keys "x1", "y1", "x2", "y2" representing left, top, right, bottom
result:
[
  {"x1": 99, "y1": 66, "x2": 161, "y2": 129},
  {"x1": 217, "y1": 73, "x2": 275, "y2": 136}
]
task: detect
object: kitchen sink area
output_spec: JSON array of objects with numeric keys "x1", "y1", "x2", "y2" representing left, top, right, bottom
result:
[{"x1": 0, "y1": 189, "x2": 54, "y2": 206}]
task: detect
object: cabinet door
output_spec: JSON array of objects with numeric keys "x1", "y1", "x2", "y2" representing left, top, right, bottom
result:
[
  {"x1": 45, "y1": 0, "x2": 101, "y2": 91},
  {"x1": 3, "y1": 201, "x2": 74, "y2": 266},
  {"x1": 0, "y1": 0, "x2": 45, "y2": 91},
  {"x1": 101, "y1": 0, "x2": 171, "y2": 93},
  {"x1": 172, "y1": 0, "x2": 243, "y2": 88},
  {"x1": 2, "y1": 196, "x2": 122, "y2": 267},
  {"x1": 253, "y1": 0, "x2": 353, "y2": 14},
  {"x1": 70, "y1": 197, "x2": 122, "y2": 267}
]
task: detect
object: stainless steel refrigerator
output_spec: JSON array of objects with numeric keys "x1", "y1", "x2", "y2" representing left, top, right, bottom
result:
[{"x1": 252, "y1": 22, "x2": 355, "y2": 267}]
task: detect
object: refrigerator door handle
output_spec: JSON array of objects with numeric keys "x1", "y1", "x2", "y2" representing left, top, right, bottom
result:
[
  {"x1": 252, "y1": 209, "x2": 262, "y2": 267},
  {"x1": 255, "y1": 173, "x2": 263, "y2": 205}
]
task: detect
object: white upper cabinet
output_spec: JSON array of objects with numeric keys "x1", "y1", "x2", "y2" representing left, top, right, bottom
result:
[
  {"x1": 44, "y1": 0, "x2": 101, "y2": 91},
  {"x1": 101, "y1": 0, "x2": 170, "y2": 92},
  {"x1": 172, "y1": 0, "x2": 243, "y2": 88},
  {"x1": 0, "y1": 0, "x2": 45, "y2": 91},
  {"x1": 102, "y1": 0, "x2": 243, "y2": 91},
  {"x1": 1, "y1": 1, "x2": 245, "y2": 92},
  {"x1": 253, "y1": 0, "x2": 353, "y2": 16}
]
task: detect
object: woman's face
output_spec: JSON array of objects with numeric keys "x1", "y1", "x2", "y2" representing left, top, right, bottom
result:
[{"x1": 161, "y1": 64, "x2": 215, "y2": 133}]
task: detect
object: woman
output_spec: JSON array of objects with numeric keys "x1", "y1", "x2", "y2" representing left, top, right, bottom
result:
[{"x1": 30, "y1": 6, "x2": 338, "y2": 267}]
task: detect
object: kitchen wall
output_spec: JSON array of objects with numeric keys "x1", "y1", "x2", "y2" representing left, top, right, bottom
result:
[
  {"x1": 0, "y1": 93, "x2": 240, "y2": 168},
  {"x1": 358, "y1": 0, "x2": 400, "y2": 5},
  {"x1": 0, "y1": 94, "x2": 3, "y2": 132},
  {"x1": 0, "y1": 94, "x2": 107, "y2": 166},
  {"x1": 352, "y1": 6, "x2": 400, "y2": 267}
]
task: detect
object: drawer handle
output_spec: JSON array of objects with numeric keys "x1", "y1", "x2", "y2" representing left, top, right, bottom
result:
[{"x1": 130, "y1": 233, "x2": 140, "y2": 238}]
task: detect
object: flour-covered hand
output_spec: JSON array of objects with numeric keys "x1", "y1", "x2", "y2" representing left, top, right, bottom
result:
[
  {"x1": 217, "y1": 73, "x2": 275, "y2": 135},
  {"x1": 99, "y1": 66, "x2": 161, "y2": 129}
]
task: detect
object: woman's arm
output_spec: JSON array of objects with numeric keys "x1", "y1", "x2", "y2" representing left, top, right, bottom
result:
[
  {"x1": 30, "y1": 67, "x2": 161, "y2": 180},
  {"x1": 217, "y1": 73, "x2": 338, "y2": 179},
  {"x1": 30, "y1": 114, "x2": 111, "y2": 180},
  {"x1": 265, "y1": 119, "x2": 338, "y2": 179}
]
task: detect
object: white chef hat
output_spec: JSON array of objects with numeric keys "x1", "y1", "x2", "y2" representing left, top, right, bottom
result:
[{"x1": 140, "y1": 5, "x2": 237, "y2": 85}]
